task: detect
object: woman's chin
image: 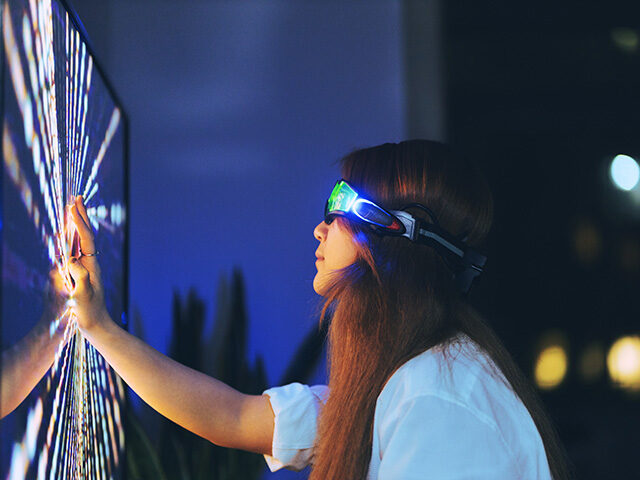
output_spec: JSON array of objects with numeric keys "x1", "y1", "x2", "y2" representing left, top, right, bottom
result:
[{"x1": 312, "y1": 274, "x2": 327, "y2": 297}]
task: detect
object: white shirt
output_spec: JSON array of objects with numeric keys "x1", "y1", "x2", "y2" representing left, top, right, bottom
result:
[{"x1": 263, "y1": 334, "x2": 552, "y2": 479}]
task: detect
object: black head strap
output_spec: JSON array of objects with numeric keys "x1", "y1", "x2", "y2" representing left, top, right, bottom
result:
[{"x1": 390, "y1": 208, "x2": 487, "y2": 294}]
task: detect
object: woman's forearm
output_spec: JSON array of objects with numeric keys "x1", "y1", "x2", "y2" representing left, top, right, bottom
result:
[
  {"x1": 83, "y1": 314, "x2": 274, "y2": 455},
  {"x1": 1, "y1": 315, "x2": 65, "y2": 418}
]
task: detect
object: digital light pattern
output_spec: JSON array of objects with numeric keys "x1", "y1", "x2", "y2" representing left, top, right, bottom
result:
[{"x1": 1, "y1": 0, "x2": 127, "y2": 478}]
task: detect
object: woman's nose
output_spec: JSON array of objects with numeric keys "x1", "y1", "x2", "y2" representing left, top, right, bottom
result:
[{"x1": 314, "y1": 221, "x2": 327, "y2": 242}]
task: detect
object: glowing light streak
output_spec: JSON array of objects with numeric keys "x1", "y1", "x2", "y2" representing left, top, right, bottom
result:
[
  {"x1": 8, "y1": 399, "x2": 43, "y2": 480},
  {"x1": 48, "y1": 336, "x2": 76, "y2": 480},
  {"x1": 106, "y1": 361, "x2": 124, "y2": 461},
  {"x1": 84, "y1": 182, "x2": 98, "y2": 204},
  {"x1": 87, "y1": 349, "x2": 102, "y2": 478},
  {"x1": 72, "y1": 41, "x2": 91, "y2": 198},
  {"x1": 3, "y1": 124, "x2": 37, "y2": 220},
  {"x1": 69, "y1": 29, "x2": 77, "y2": 194},
  {"x1": 81, "y1": 202, "x2": 126, "y2": 234},
  {"x1": 82, "y1": 107, "x2": 121, "y2": 200},
  {"x1": 76, "y1": 58, "x2": 92, "y2": 197},
  {"x1": 110, "y1": 203, "x2": 125, "y2": 227},
  {"x1": 46, "y1": 324, "x2": 73, "y2": 445}
]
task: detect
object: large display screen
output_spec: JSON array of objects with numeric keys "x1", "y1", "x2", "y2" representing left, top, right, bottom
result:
[{"x1": 1, "y1": 0, "x2": 127, "y2": 478}]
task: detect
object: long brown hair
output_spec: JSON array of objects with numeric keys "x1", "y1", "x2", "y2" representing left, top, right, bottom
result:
[{"x1": 309, "y1": 140, "x2": 572, "y2": 479}]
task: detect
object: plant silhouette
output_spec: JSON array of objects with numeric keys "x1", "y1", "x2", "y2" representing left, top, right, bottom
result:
[{"x1": 125, "y1": 268, "x2": 327, "y2": 479}]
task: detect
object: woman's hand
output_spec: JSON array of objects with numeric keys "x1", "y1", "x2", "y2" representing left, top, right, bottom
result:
[{"x1": 67, "y1": 196, "x2": 110, "y2": 333}]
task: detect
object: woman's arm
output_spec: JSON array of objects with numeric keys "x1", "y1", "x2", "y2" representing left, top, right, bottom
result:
[
  {"x1": 67, "y1": 196, "x2": 274, "y2": 455},
  {"x1": 1, "y1": 310, "x2": 68, "y2": 418},
  {"x1": 1, "y1": 272, "x2": 69, "y2": 419},
  {"x1": 83, "y1": 316, "x2": 274, "y2": 454}
]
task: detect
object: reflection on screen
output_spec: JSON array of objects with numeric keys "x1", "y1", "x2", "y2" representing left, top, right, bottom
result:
[{"x1": 1, "y1": 0, "x2": 126, "y2": 478}]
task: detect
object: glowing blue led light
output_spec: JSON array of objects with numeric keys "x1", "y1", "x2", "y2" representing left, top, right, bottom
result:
[
  {"x1": 610, "y1": 154, "x2": 640, "y2": 191},
  {"x1": 345, "y1": 193, "x2": 358, "y2": 212},
  {"x1": 352, "y1": 198, "x2": 389, "y2": 227}
]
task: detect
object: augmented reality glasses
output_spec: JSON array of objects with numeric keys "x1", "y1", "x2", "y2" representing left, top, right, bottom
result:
[
  {"x1": 324, "y1": 180, "x2": 406, "y2": 233},
  {"x1": 323, "y1": 179, "x2": 487, "y2": 294}
]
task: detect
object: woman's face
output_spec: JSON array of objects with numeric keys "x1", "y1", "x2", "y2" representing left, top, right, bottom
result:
[{"x1": 313, "y1": 219, "x2": 358, "y2": 295}]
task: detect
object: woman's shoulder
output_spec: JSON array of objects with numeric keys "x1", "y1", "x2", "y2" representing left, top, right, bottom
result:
[
  {"x1": 377, "y1": 333, "x2": 519, "y2": 420},
  {"x1": 372, "y1": 335, "x2": 551, "y2": 479}
]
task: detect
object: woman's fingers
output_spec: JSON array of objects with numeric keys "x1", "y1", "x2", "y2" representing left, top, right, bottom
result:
[
  {"x1": 67, "y1": 257, "x2": 91, "y2": 296},
  {"x1": 70, "y1": 204, "x2": 98, "y2": 262},
  {"x1": 69, "y1": 210, "x2": 102, "y2": 285},
  {"x1": 66, "y1": 198, "x2": 108, "y2": 333},
  {"x1": 46, "y1": 268, "x2": 69, "y2": 310},
  {"x1": 49, "y1": 267, "x2": 68, "y2": 293},
  {"x1": 67, "y1": 257, "x2": 106, "y2": 332},
  {"x1": 75, "y1": 196, "x2": 92, "y2": 231},
  {"x1": 70, "y1": 204, "x2": 92, "y2": 242}
]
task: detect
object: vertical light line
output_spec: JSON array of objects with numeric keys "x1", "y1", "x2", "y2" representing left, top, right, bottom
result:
[
  {"x1": 65, "y1": 12, "x2": 70, "y2": 202},
  {"x1": 75, "y1": 56, "x2": 91, "y2": 198}
]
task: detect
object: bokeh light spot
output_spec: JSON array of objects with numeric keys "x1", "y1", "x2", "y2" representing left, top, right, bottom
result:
[
  {"x1": 535, "y1": 347, "x2": 568, "y2": 389},
  {"x1": 610, "y1": 154, "x2": 640, "y2": 191},
  {"x1": 607, "y1": 336, "x2": 640, "y2": 391},
  {"x1": 611, "y1": 27, "x2": 639, "y2": 53},
  {"x1": 534, "y1": 331, "x2": 569, "y2": 390}
]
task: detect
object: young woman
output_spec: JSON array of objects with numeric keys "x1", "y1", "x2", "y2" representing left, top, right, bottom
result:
[{"x1": 67, "y1": 140, "x2": 572, "y2": 479}]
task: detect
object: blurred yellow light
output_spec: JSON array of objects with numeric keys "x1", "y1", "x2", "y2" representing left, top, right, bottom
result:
[
  {"x1": 535, "y1": 345, "x2": 568, "y2": 390},
  {"x1": 611, "y1": 28, "x2": 639, "y2": 53},
  {"x1": 578, "y1": 342, "x2": 605, "y2": 383},
  {"x1": 607, "y1": 336, "x2": 640, "y2": 391}
]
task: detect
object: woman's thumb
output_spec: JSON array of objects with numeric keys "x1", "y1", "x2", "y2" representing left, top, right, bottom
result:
[{"x1": 67, "y1": 257, "x2": 90, "y2": 292}]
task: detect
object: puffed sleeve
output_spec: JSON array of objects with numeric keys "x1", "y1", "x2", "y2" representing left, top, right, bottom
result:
[
  {"x1": 262, "y1": 382, "x2": 329, "y2": 472},
  {"x1": 377, "y1": 394, "x2": 520, "y2": 479}
]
